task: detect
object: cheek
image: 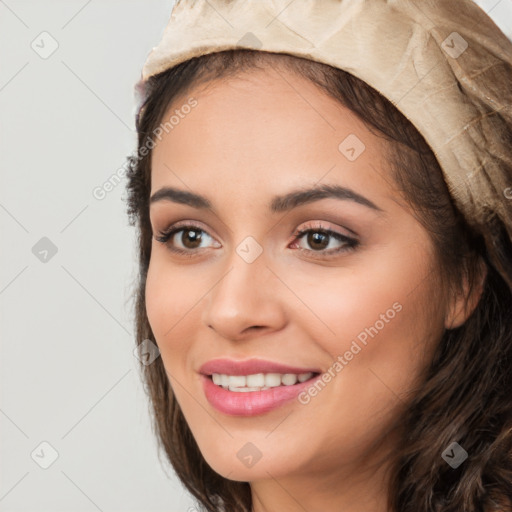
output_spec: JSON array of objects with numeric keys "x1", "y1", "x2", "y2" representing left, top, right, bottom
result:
[
  {"x1": 289, "y1": 264, "x2": 443, "y2": 452},
  {"x1": 291, "y1": 245, "x2": 444, "y2": 383},
  {"x1": 312, "y1": 276, "x2": 418, "y2": 349},
  {"x1": 145, "y1": 253, "x2": 198, "y2": 355}
]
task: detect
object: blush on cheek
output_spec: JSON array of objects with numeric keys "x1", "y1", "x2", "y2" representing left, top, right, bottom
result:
[
  {"x1": 145, "y1": 268, "x2": 176, "y2": 342},
  {"x1": 145, "y1": 274, "x2": 199, "y2": 355}
]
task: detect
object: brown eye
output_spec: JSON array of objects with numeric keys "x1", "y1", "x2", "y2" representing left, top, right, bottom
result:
[
  {"x1": 306, "y1": 231, "x2": 330, "y2": 251},
  {"x1": 290, "y1": 223, "x2": 359, "y2": 258},
  {"x1": 179, "y1": 228, "x2": 203, "y2": 249},
  {"x1": 155, "y1": 223, "x2": 220, "y2": 256}
]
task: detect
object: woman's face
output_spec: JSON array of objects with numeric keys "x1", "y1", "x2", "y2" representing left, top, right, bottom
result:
[{"x1": 146, "y1": 66, "x2": 452, "y2": 496}]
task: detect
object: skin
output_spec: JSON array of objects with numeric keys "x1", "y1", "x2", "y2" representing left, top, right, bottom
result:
[{"x1": 145, "y1": 64, "x2": 480, "y2": 512}]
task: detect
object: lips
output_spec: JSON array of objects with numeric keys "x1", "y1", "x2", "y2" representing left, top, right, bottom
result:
[
  {"x1": 198, "y1": 358, "x2": 324, "y2": 416},
  {"x1": 198, "y1": 357, "x2": 321, "y2": 376}
]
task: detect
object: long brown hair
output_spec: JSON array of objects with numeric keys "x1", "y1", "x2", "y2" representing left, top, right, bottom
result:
[{"x1": 125, "y1": 50, "x2": 512, "y2": 512}]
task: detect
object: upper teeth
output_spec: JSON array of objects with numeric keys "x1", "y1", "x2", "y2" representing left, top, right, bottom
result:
[{"x1": 212, "y1": 372, "x2": 314, "y2": 391}]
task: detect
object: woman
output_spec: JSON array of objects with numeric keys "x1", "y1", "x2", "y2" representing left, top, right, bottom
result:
[{"x1": 125, "y1": 1, "x2": 512, "y2": 510}]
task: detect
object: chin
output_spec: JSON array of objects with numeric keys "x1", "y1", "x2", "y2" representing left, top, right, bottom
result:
[{"x1": 199, "y1": 442, "x2": 300, "y2": 482}]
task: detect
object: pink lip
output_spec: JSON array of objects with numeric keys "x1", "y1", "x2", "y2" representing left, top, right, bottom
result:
[
  {"x1": 201, "y1": 373, "x2": 322, "y2": 416},
  {"x1": 198, "y1": 358, "x2": 322, "y2": 416},
  {"x1": 198, "y1": 357, "x2": 321, "y2": 376}
]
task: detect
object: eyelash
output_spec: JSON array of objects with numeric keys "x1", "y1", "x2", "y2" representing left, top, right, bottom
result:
[{"x1": 154, "y1": 221, "x2": 359, "y2": 259}]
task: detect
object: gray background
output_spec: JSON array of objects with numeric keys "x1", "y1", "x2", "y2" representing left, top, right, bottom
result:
[{"x1": 1, "y1": 1, "x2": 511, "y2": 511}]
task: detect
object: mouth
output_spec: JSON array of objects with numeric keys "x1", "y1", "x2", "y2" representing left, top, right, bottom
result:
[
  {"x1": 198, "y1": 358, "x2": 323, "y2": 415},
  {"x1": 200, "y1": 371, "x2": 323, "y2": 416}
]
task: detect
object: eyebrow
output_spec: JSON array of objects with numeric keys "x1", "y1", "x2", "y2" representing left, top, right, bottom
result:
[{"x1": 149, "y1": 184, "x2": 384, "y2": 214}]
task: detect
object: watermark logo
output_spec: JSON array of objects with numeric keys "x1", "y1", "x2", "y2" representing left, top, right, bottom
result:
[
  {"x1": 31, "y1": 31, "x2": 59, "y2": 59},
  {"x1": 339, "y1": 134, "x2": 366, "y2": 161},
  {"x1": 32, "y1": 237, "x2": 58, "y2": 263},
  {"x1": 133, "y1": 339, "x2": 160, "y2": 366},
  {"x1": 442, "y1": 32, "x2": 468, "y2": 59},
  {"x1": 237, "y1": 442, "x2": 262, "y2": 468},
  {"x1": 442, "y1": 441, "x2": 468, "y2": 469},
  {"x1": 31, "y1": 441, "x2": 59, "y2": 469},
  {"x1": 236, "y1": 236, "x2": 263, "y2": 263}
]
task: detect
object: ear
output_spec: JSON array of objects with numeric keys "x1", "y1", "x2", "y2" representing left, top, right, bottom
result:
[{"x1": 444, "y1": 257, "x2": 487, "y2": 330}]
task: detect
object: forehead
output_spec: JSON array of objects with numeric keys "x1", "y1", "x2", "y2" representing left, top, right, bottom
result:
[{"x1": 150, "y1": 66, "x2": 391, "y2": 204}]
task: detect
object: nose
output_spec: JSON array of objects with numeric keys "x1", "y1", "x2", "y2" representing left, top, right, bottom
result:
[{"x1": 201, "y1": 250, "x2": 287, "y2": 341}]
